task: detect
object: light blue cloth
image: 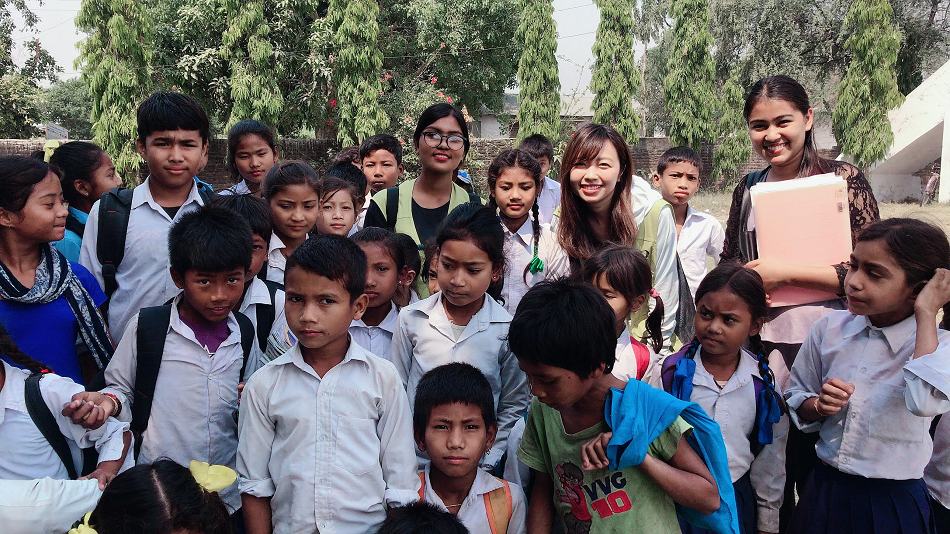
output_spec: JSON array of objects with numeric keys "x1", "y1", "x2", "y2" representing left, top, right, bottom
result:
[
  {"x1": 604, "y1": 380, "x2": 740, "y2": 534},
  {"x1": 53, "y1": 207, "x2": 87, "y2": 263}
]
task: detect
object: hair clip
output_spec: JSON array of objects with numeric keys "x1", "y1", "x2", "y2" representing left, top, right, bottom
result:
[
  {"x1": 68, "y1": 512, "x2": 97, "y2": 534},
  {"x1": 527, "y1": 244, "x2": 544, "y2": 274},
  {"x1": 189, "y1": 460, "x2": 237, "y2": 493},
  {"x1": 649, "y1": 288, "x2": 660, "y2": 299},
  {"x1": 42, "y1": 140, "x2": 61, "y2": 163}
]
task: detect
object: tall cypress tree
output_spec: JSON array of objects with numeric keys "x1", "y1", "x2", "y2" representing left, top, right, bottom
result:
[
  {"x1": 664, "y1": 0, "x2": 716, "y2": 150},
  {"x1": 712, "y1": 74, "x2": 750, "y2": 187},
  {"x1": 221, "y1": 0, "x2": 284, "y2": 130},
  {"x1": 590, "y1": 0, "x2": 641, "y2": 143},
  {"x1": 832, "y1": 0, "x2": 903, "y2": 170},
  {"x1": 516, "y1": 0, "x2": 561, "y2": 143}
]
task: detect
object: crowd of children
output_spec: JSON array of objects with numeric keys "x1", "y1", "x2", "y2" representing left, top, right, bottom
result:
[{"x1": 0, "y1": 73, "x2": 948, "y2": 534}]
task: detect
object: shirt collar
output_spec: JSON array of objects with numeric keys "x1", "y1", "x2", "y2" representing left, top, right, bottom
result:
[
  {"x1": 132, "y1": 177, "x2": 204, "y2": 213},
  {"x1": 0, "y1": 360, "x2": 29, "y2": 415},
  {"x1": 268, "y1": 233, "x2": 286, "y2": 255},
  {"x1": 422, "y1": 463, "x2": 506, "y2": 500},
  {"x1": 840, "y1": 312, "x2": 917, "y2": 353},
  {"x1": 285, "y1": 335, "x2": 370, "y2": 378},
  {"x1": 242, "y1": 277, "x2": 273, "y2": 308},
  {"x1": 167, "y1": 294, "x2": 243, "y2": 348},
  {"x1": 67, "y1": 206, "x2": 88, "y2": 224},
  {"x1": 503, "y1": 218, "x2": 535, "y2": 247},
  {"x1": 416, "y1": 292, "x2": 511, "y2": 325},
  {"x1": 351, "y1": 302, "x2": 399, "y2": 333}
]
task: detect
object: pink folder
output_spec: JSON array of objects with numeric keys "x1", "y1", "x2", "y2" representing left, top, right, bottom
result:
[{"x1": 750, "y1": 173, "x2": 851, "y2": 307}]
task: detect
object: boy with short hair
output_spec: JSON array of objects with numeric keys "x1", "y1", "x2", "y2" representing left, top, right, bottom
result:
[
  {"x1": 361, "y1": 134, "x2": 405, "y2": 196},
  {"x1": 414, "y1": 363, "x2": 527, "y2": 534},
  {"x1": 238, "y1": 234, "x2": 419, "y2": 534},
  {"x1": 651, "y1": 147, "x2": 724, "y2": 299},
  {"x1": 517, "y1": 134, "x2": 561, "y2": 225},
  {"x1": 79, "y1": 92, "x2": 212, "y2": 337}
]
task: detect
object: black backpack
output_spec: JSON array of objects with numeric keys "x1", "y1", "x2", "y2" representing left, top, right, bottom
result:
[
  {"x1": 24, "y1": 374, "x2": 82, "y2": 479},
  {"x1": 254, "y1": 280, "x2": 284, "y2": 351},
  {"x1": 65, "y1": 211, "x2": 85, "y2": 238}
]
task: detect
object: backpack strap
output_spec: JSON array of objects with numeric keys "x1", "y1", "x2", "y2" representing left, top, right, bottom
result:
[
  {"x1": 744, "y1": 169, "x2": 769, "y2": 190},
  {"x1": 65, "y1": 211, "x2": 85, "y2": 238},
  {"x1": 196, "y1": 181, "x2": 216, "y2": 201},
  {"x1": 131, "y1": 305, "x2": 173, "y2": 460},
  {"x1": 385, "y1": 186, "x2": 399, "y2": 231},
  {"x1": 484, "y1": 479, "x2": 513, "y2": 534},
  {"x1": 629, "y1": 337, "x2": 652, "y2": 381},
  {"x1": 96, "y1": 187, "x2": 134, "y2": 299},
  {"x1": 417, "y1": 472, "x2": 426, "y2": 502},
  {"x1": 660, "y1": 351, "x2": 686, "y2": 394},
  {"x1": 234, "y1": 311, "x2": 255, "y2": 382},
  {"x1": 468, "y1": 192, "x2": 482, "y2": 205},
  {"x1": 25, "y1": 374, "x2": 78, "y2": 480},
  {"x1": 255, "y1": 280, "x2": 283, "y2": 352}
]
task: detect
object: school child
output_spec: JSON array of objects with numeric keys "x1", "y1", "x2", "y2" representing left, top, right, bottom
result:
[
  {"x1": 0, "y1": 156, "x2": 114, "y2": 386},
  {"x1": 926, "y1": 415, "x2": 950, "y2": 534},
  {"x1": 510, "y1": 278, "x2": 735, "y2": 534},
  {"x1": 487, "y1": 149, "x2": 568, "y2": 315},
  {"x1": 262, "y1": 160, "x2": 320, "y2": 284},
  {"x1": 364, "y1": 104, "x2": 482, "y2": 298},
  {"x1": 220, "y1": 120, "x2": 279, "y2": 198},
  {"x1": 350, "y1": 227, "x2": 414, "y2": 358},
  {"x1": 361, "y1": 133, "x2": 405, "y2": 196},
  {"x1": 327, "y1": 162, "x2": 369, "y2": 235},
  {"x1": 393, "y1": 232, "x2": 423, "y2": 307},
  {"x1": 421, "y1": 239, "x2": 440, "y2": 296},
  {"x1": 47, "y1": 141, "x2": 121, "y2": 262},
  {"x1": 332, "y1": 145, "x2": 362, "y2": 167},
  {"x1": 414, "y1": 363, "x2": 527, "y2": 534},
  {"x1": 391, "y1": 203, "x2": 530, "y2": 470},
  {"x1": 79, "y1": 92, "x2": 213, "y2": 338},
  {"x1": 376, "y1": 502, "x2": 471, "y2": 534},
  {"x1": 784, "y1": 218, "x2": 950, "y2": 533},
  {"x1": 582, "y1": 245, "x2": 664, "y2": 381},
  {"x1": 553, "y1": 123, "x2": 678, "y2": 351},
  {"x1": 651, "y1": 147, "x2": 723, "y2": 300},
  {"x1": 517, "y1": 134, "x2": 561, "y2": 225},
  {"x1": 315, "y1": 176, "x2": 359, "y2": 237},
  {"x1": 237, "y1": 234, "x2": 418, "y2": 534},
  {"x1": 0, "y1": 477, "x2": 103, "y2": 534}
]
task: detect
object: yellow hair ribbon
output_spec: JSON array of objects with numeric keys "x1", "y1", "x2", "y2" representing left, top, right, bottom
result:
[
  {"x1": 189, "y1": 460, "x2": 237, "y2": 493},
  {"x1": 42, "y1": 140, "x2": 61, "y2": 163},
  {"x1": 68, "y1": 512, "x2": 97, "y2": 534}
]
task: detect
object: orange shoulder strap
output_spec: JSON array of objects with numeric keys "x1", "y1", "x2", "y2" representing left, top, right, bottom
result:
[
  {"x1": 484, "y1": 478, "x2": 513, "y2": 534},
  {"x1": 417, "y1": 472, "x2": 425, "y2": 502}
]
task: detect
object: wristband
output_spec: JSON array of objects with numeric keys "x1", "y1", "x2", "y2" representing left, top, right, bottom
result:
[
  {"x1": 813, "y1": 396, "x2": 828, "y2": 417},
  {"x1": 103, "y1": 393, "x2": 121, "y2": 418}
]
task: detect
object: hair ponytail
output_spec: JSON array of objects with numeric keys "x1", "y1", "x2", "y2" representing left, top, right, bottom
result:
[
  {"x1": 750, "y1": 332, "x2": 787, "y2": 414},
  {"x1": 0, "y1": 322, "x2": 53, "y2": 374},
  {"x1": 643, "y1": 290, "x2": 665, "y2": 353}
]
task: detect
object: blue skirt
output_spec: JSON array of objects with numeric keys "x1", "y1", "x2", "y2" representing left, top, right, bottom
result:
[
  {"x1": 680, "y1": 471, "x2": 755, "y2": 534},
  {"x1": 932, "y1": 496, "x2": 950, "y2": 534},
  {"x1": 788, "y1": 462, "x2": 935, "y2": 534}
]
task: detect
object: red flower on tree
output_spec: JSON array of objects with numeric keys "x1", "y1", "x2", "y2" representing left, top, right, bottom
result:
[
  {"x1": 330, "y1": 100, "x2": 337, "y2": 107},
  {"x1": 446, "y1": 97, "x2": 453, "y2": 103}
]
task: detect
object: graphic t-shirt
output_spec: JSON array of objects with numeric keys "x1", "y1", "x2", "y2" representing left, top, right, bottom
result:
[{"x1": 518, "y1": 397, "x2": 690, "y2": 534}]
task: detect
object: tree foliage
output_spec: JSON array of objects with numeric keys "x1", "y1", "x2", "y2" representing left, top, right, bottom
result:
[
  {"x1": 711, "y1": 74, "x2": 750, "y2": 187},
  {"x1": 664, "y1": 0, "x2": 717, "y2": 150},
  {"x1": 516, "y1": 0, "x2": 560, "y2": 142},
  {"x1": 590, "y1": 0, "x2": 641, "y2": 144},
  {"x1": 39, "y1": 78, "x2": 95, "y2": 140},
  {"x1": 0, "y1": 74, "x2": 39, "y2": 137}
]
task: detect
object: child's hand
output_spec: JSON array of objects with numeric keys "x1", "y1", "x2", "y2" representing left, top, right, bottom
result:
[
  {"x1": 745, "y1": 258, "x2": 788, "y2": 292},
  {"x1": 62, "y1": 392, "x2": 112, "y2": 430},
  {"x1": 79, "y1": 460, "x2": 121, "y2": 490},
  {"x1": 817, "y1": 378, "x2": 854, "y2": 417},
  {"x1": 580, "y1": 432, "x2": 612, "y2": 471},
  {"x1": 238, "y1": 382, "x2": 245, "y2": 404},
  {"x1": 915, "y1": 269, "x2": 950, "y2": 316}
]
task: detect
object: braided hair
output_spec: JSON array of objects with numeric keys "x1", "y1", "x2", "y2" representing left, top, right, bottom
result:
[
  {"x1": 0, "y1": 321, "x2": 53, "y2": 374},
  {"x1": 486, "y1": 149, "x2": 544, "y2": 283}
]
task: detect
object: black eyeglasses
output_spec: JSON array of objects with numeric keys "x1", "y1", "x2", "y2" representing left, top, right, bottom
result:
[{"x1": 422, "y1": 131, "x2": 466, "y2": 151}]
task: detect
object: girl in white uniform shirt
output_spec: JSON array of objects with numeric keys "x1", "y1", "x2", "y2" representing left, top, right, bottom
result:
[
  {"x1": 785, "y1": 218, "x2": 950, "y2": 534},
  {"x1": 262, "y1": 161, "x2": 320, "y2": 284},
  {"x1": 925, "y1": 415, "x2": 950, "y2": 534}
]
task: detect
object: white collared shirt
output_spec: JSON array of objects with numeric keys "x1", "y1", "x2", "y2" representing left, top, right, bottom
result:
[
  {"x1": 238, "y1": 277, "x2": 287, "y2": 347},
  {"x1": 0, "y1": 361, "x2": 131, "y2": 481},
  {"x1": 611, "y1": 333, "x2": 659, "y2": 381},
  {"x1": 349, "y1": 195, "x2": 372, "y2": 237},
  {"x1": 500, "y1": 218, "x2": 568, "y2": 315},
  {"x1": 926, "y1": 415, "x2": 950, "y2": 508},
  {"x1": 220, "y1": 180, "x2": 252, "y2": 196},
  {"x1": 102, "y1": 296, "x2": 263, "y2": 511},
  {"x1": 79, "y1": 178, "x2": 206, "y2": 336},
  {"x1": 0, "y1": 478, "x2": 102, "y2": 534},
  {"x1": 631, "y1": 175, "x2": 679, "y2": 346},
  {"x1": 350, "y1": 302, "x2": 399, "y2": 359},
  {"x1": 676, "y1": 206, "x2": 725, "y2": 299},
  {"x1": 391, "y1": 293, "x2": 531, "y2": 467},
  {"x1": 536, "y1": 176, "x2": 561, "y2": 225},
  {"x1": 420, "y1": 463, "x2": 527, "y2": 534},
  {"x1": 237, "y1": 341, "x2": 419, "y2": 534},
  {"x1": 786, "y1": 311, "x2": 950, "y2": 480},
  {"x1": 265, "y1": 233, "x2": 287, "y2": 284}
]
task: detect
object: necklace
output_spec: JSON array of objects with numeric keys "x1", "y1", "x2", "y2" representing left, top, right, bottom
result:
[{"x1": 445, "y1": 503, "x2": 463, "y2": 508}]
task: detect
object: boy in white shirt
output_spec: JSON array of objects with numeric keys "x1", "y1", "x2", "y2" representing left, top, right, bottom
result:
[
  {"x1": 518, "y1": 134, "x2": 561, "y2": 225},
  {"x1": 652, "y1": 147, "x2": 724, "y2": 299},
  {"x1": 238, "y1": 234, "x2": 419, "y2": 534}
]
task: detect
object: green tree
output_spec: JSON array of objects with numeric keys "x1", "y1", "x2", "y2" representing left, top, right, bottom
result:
[
  {"x1": 711, "y1": 74, "x2": 750, "y2": 187},
  {"x1": 590, "y1": 0, "x2": 641, "y2": 143},
  {"x1": 76, "y1": 0, "x2": 153, "y2": 183},
  {"x1": 39, "y1": 78, "x2": 95, "y2": 139},
  {"x1": 220, "y1": 0, "x2": 283, "y2": 130},
  {"x1": 832, "y1": 0, "x2": 904, "y2": 170},
  {"x1": 664, "y1": 0, "x2": 717, "y2": 150},
  {"x1": 0, "y1": 74, "x2": 39, "y2": 138},
  {"x1": 516, "y1": 0, "x2": 560, "y2": 142}
]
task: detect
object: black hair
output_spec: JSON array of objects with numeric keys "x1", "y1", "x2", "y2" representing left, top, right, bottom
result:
[
  {"x1": 0, "y1": 321, "x2": 53, "y2": 374},
  {"x1": 0, "y1": 155, "x2": 61, "y2": 213},
  {"x1": 413, "y1": 103, "x2": 470, "y2": 157},
  {"x1": 395, "y1": 233, "x2": 422, "y2": 284},
  {"x1": 352, "y1": 227, "x2": 407, "y2": 271},
  {"x1": 168, "y1": 205, "x2": 253, "y2": 275},
  {"x1": 360, "y1": 134, "x2": 403, "y2": 166},
  {"x1": 47, "y1": 141, "x2": 108, "y2": 203},
  {"x1": 331, "y1": 146, "x2": 361, "y2": 167},
  {"x1": 137, "y1": 92, "x2": 210, "y2": 145},
  {"x1": 486, "y1": 149, "x2": 543, "y2": 284},
  {"x1": 434, "y1": 202, "x2": 506, "y2": 302},
  {"x1": 376, "y1": 503, "x2": 470, "y2": 534},
  {"x1": 508, "y1": 278, "x2": 617, "y2": 376},
  {"x1": 207, "y1": 194, "x2": 273, "y2": 243},
  {"x1": 285, "y1": 234, "x2": 366, "y2": 303},
  {"x1": 656, "y1": 146, "x2": 701, "y2": 175},
  {"x1": 518, "y1": 133, "x2": 555, "y2": 162},
  {"x1": 413, "y1": 362, "x2": 497, "y2": 437},
  {"x1": 325, "y1": 164, "x2": 366, "y2": 206},
  {"x1": 263, "y1": 160, "x2": 319, "y2": 200},
  {"x1": 226, "y1": 120, "x2": 277, "y2": 181},
  {"x1": 421, "y1": 238, "x2": 439, "y2": 284},
  {"x1": 87, "y1": 459, "x2": 232, "y2": 534},
  {"x1": 582, "y1": 244, "x2": 665, "y2": 353}
]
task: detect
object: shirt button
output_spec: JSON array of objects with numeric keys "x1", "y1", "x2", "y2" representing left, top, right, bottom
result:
[{"x1": 861, "y1": 367, "x2": 867, "y2": 373}]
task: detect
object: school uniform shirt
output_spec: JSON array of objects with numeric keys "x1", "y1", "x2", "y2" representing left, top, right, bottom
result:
[
  {"x1": 537, "y1": 176, "x2": 561, "y2": 225},
  {"x1": 238, "y1": 276, "x2": 288, "y2": 347},
  {"x1": 611, "y1": 333, "x2": 658, "y2": 382},
  {"x1": 391, "y1": 293, "x2": 531, "y2": 468},
  {"x1": 500, "y1": 219, "x2": 569, "y2": 315},
  {"x1": 219, "y1": 180, "x2": 252, "y2": 196},
  {"x1": 676, "y1": 206, "x2": 725, "y2": 299},
  {"x1": 420, "y1": 463, "x2": 528, "y2": 534},
  {"x1": 925, "y1": 415, "x2": 950, "y2": 508},
  {"x1": 237, "y1": 341, "x2": 419, "y2": 534},
  {"x1": 101, "y1": 296, "x2": 264, "y2": 511},
  {"x1": 79, "y1": 177, "x2": 207, "y2": 336},
  {"x1": 647, "y1": 349, "x2": 788, "y2": 532},
  {"x1": 786, "y1": 311, "x2": 950, "y2": 480},
  {"x1": 54, "y1": 206, "x2": 87, "y2": 262},
  {"x1": 348, "y1": 195, "x2": 373, "y2": 237},
  {"x1": 349, "y1": 302, "x2": 399, "y2": 359},
  {"x1": 630, "y1": 175, "x2": 678, "y2": 347},
  {"x1": 0, "y1": 360, "x2": 131, "y2": 481},
  {"x1": 0, "y1": 477, "x2": 102, "y2": 534},
  {"x1": 265, "y1": 233, "x2": 287, "y2": 285}
]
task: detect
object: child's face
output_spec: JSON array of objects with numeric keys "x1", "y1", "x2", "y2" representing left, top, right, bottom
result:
[
  {"x1": 653, "y1": 161, "x2": 700, "y2": 208},
  {"x1": 517, "y1": 358, "x2": 602, "y2": 412},
  {"x1": 427, "y1": 255, "x2": 441, "y2": 295},
  {"x1": 248, "y1": 233, "x2": 269, "y2": 279},
  {"x1": 694, "y1": 288, "x2": 763, "y2": 361},
  {"x1": 845, "y1": 239, "x2": 916, "y2": 327},
  {"x1": 746, "y1": 97, "x2": 813, "y2": 173},
  {"x1": 592, "y1": 274, "x2": 645, "y2": 337},
  {"x1": 172, "y1": 267, "x2": 246, "y2": 324},
  {"x1": 234, "y1": 134, "x2": 278, "y2": 185},
  {"x1": 284, "y1": 266, "x2": 367, "y2": 354},
  {"x1": 362, "y1": 149, "x2": 403, "y2": 195},
  {"x1": 417, "y1": 402, "x2": 496, "y2": 480},
  {"x1": 568, "y1": 141, "x2": 620, "y2": 215},
  {"x1": 0, "y1": 172, "x2": 68, "y2": 243},
  {"x1": 437, "y1": 238, "x2": 498, "y2": 309},
  {"x1": 361, "y1": 242, "x2": 401, "y2": 309},
  {"x1": 137, "y1": 129, "x2": 207, "y2": 190},
  {"x1": 536, "y1": 156, "x2": 552, "y2": 179},
  {"x1": 492, "y1": 167, "x2": 537, "y2": 224},
  {"x1": 315, "y1": 190, "x2": 356, "y2": 237},
  {"x1": 416, "y1": 116, "x2": 466, "y2": 175},
  {"x1": 269, "y1": 184, "x2": 319, "y2": 243},
  {"x1": 77, "y1": 152, "x2": 121, "y2": 204}
]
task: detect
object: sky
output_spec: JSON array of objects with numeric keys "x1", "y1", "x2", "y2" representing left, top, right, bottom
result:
[{"x1": 11, "y1": 0, "x2": 601, "y2": 94}]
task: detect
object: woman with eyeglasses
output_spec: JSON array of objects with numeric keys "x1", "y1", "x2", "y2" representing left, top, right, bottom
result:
[{"x1": 364, "y1": 103, "x2": 483, "y2": 298}]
